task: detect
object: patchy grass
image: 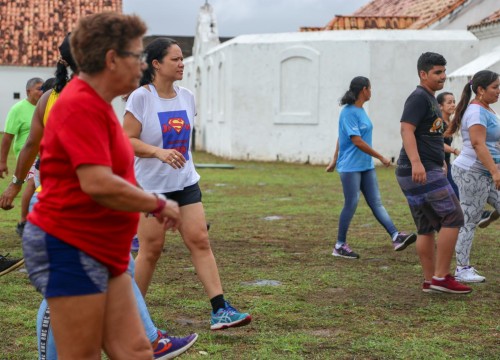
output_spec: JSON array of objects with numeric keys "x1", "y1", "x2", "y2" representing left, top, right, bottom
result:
[{"x1": 0, "y1": 141, "x2": 498, "y2": 359}]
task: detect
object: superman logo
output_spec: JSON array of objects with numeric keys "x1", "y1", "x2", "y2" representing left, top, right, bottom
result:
[{"x1": 168, "y1": 118, "x2": 185, "y2": 134}]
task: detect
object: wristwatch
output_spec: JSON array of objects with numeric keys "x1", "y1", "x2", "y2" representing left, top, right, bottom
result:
[{"x1": 12, "y1": 175, "x2": 25, "y2": 185}]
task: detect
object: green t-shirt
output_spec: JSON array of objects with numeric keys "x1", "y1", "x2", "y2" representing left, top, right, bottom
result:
[{"x1": 4, "y1": 99, "x2": 36, "y2": 158}]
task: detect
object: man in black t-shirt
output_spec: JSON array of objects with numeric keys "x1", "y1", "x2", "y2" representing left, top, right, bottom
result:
[{"x1": 396, "y1": 52, "x2": 471, "y2": 294}]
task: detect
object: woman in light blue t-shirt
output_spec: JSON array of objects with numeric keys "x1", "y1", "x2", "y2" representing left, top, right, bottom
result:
[{"x1": 326, "y1": 76, "x2": 416, "y2": 259}]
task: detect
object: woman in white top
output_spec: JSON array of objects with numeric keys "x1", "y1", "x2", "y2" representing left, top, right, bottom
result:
[
  {"x1": 445, "y1": 70, "x2": 500, "y2": 283},
  {"x1": 123, "y1": 38, "x2": 251, "y2": 330}
]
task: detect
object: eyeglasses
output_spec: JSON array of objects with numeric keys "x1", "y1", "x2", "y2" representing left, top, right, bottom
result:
[{"x1": 118, "y1": 50, "x2": 147, "y2": 63}]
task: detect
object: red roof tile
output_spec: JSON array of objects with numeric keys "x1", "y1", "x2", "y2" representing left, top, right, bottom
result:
[
  {"x1": 0, "y1": 0, "x2": 122, "y2": 67},
  {"x1": 467, "y1": 8, "x2": 500, "y2": 30},
  {"x1": 324, "y1": 15, "x2": 418, "y2": 30},
  {"x1": 353, "y1": 0, "x2": 468, "y2": 29}
]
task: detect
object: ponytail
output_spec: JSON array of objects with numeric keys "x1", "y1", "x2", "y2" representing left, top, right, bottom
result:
[
  {"x1": 140, "y1": 37, "x2": 178, "y2": 86},
  {"x1": 445, "y1": 82, "x2": 471, "y2": 136},
  {"x1": 340, "y1": 76, "x2": 370, "y2": 105},
  {"x1": 445, "y1": 70, "x2": 499, "y2": 137}
]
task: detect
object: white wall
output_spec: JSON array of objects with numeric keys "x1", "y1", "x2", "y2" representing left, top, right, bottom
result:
[
  {"x1": 0, "y1": 67, "x2": 129, "y2": 131},
  {"x1": 182, "y1": 30, "x2": 479, "y2": 164},
  {"x1": 0, "y1": 66, "x2": 54, "y2": 130}
]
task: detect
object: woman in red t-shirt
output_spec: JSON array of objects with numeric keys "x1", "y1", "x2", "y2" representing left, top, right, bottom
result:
[{"x1": 22, "y1": 13, "x2": 181, "y2": 359}]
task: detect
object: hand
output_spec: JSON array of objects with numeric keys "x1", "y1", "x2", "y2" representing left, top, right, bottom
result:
[
  {"x1": 0, "y1": 183, "x2": 22, "y2": 210},
  {"x1": 411, "y1": 162, "x2": 426, "y2": 184},
  {"x1": 493, "y1": 171, "x2": 500, "y2": 190},
  {"x1": 155, "y1": 199, "x2": 182, "y2": 231},
  {"x1": 154, "y1": 149, "x2": 186, "y2": 169},
  {"x1": 325, "y1": 160, "x2": 336, "y2": 172},
  {"x1": 0, "y1": 162, "x2": 8, "y2": 179},
  {"x1": 380, "y1": 157, "x2": 391, "y2": 167}
]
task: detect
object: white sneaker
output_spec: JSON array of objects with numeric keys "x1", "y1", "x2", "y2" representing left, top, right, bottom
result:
[{"x1": 455, "y1": 266, "x2": 485, "y2": 283}]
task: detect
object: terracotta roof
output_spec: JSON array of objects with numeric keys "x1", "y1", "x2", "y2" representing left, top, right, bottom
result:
[
  {"x1": 353, "y1": 0, "x2": 468, "y2": 29},
  {"x1": 0, "y1": 0, "x2": 122, "y2": 67},
  {"x1": 324, "y1": 15, "x2": 418, "y2": 30},
  {"x1": 299, "y1": 26, "x2": 325, "y2": 32},
  {"x1": 467, "y1": 8, "x2": 500, "y2": 30}
]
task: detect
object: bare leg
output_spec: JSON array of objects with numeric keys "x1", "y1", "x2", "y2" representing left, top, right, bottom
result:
[
  {"x1": 47, "y1": 273, "x2": 151, "y2": 360},
  {"x1": 47, "y1": 293, "x2": 105, "y2": 359},
  {"x1": 435, "y1": 227, "x2": 459, "y2": 278},
  {"x1": 416, "y1": 233, "x2": 435, "y2": 282},
  {"x1": 103, "y1": 273, "x2": 152, "y2": 360},
  {"x1": 179, "y1": 203, "x2": 223, "y2": 299},
  {"x1": 135, "y1": 214, "x2": 166, "y2": 297},
  {"x1": 135, "y1": 203, "x2": 224, "y2": 299}
]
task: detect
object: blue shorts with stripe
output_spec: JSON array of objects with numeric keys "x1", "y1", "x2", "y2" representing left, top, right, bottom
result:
[
  {"x1": 22, "y1": 222, "x2": 110, "y2": 298},
  {"x1": 396, "y1": 169, "x2": 464, "y2": 234}
]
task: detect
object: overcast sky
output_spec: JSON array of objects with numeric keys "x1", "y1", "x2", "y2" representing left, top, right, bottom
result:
[{"x1": 122, "y1": 0, "x2": 372, "y2": 37}]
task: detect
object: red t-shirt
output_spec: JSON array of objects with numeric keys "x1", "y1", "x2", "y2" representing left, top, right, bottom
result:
[{"x1": 28, "y1": 77, "x2": 139, "y2": 276}]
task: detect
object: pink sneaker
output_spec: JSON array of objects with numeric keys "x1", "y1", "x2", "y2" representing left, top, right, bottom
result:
[{"x1": 430, "y1": 274, "x2": 472, "y2": 294}]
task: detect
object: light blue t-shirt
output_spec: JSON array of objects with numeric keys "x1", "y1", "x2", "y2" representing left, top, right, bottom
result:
[
  {"x1": 453, "y1": 104, "x2": 500, "y2": 175},
  {"x1": 337, "y1": 105, "x2": 374, "y2": 173}
]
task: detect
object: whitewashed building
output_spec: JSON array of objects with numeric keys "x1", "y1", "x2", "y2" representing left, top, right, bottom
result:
[{"x1": 180, "y1": 2, "x2": 500, "y2": 164}]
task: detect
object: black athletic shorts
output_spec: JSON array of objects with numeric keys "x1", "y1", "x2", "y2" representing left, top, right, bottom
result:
[{"x1": 162, "y1": 182, "x2": 202, "y2": 207}]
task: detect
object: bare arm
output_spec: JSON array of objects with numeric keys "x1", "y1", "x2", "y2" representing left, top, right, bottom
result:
[
  {"x1": 469, "y1": 124, "x2": 500, "y2": 189},
  {"x1": 350, "y1": 135, "x2": 391, "y2": 167},
  {"x1": 325, "y1": 139, "x2": 339, "y2": 172},
  {"x1": 444, "y1": 143, "x2": 459, "y2": 155},
  {"x1": 0, "y1": 90, "x2": 50, "y2": 210},
  {"x1": 0, "y1": 133, "x2": 14, "y2": 178},
  {"x1": 123, "y1": 111, "x2": 186, "y2": 169},
  {"x1": 400, "y1": 122, "x2": 426, "y2": 184},
  {"x1": 76, "y1": 165, "x2": 181, "y2": 230}
]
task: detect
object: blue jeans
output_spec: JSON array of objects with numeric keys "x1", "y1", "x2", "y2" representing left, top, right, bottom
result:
[
  {"x1": 337, "y1": 169, "x2": 398, "y2": 244},
  {"x1": 446, "y1": 160, "x2": 459, "y2": 199}
]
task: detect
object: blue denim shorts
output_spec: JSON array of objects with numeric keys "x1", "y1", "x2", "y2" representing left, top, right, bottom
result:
[
  {"x1": 22, "y1": 222, "x2": 110, "y2": 298},
  {"x1": 396, "y1": 169, "x2": 464, "y2": 234}
]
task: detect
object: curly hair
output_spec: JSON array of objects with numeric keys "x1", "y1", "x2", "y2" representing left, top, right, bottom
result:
[{"x1": 70, "y1": 12, "x2": 147, "y2": 75}]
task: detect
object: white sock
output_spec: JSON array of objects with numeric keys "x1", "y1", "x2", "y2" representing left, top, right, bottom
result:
[
  {"x1": 432, "y1": 276, "x2": 445, "y2": 281},
  {"x1": 391, "y1": 232, "x2": 399, "y2": 241},
  {"x1": 335, "y1": 243, "x2": 343, "y2": 250}
]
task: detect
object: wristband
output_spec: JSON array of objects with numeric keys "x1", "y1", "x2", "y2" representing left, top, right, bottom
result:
[{"x1": 148, "y1": 193, "x2": 167, "y2": 218}]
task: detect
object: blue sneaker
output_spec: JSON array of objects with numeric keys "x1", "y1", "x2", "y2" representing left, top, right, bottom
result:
[
  {"x1": 210, "y1": 301, "x2": 252, "y2": 330},
  {"x1": 153, "y1": 330, "x2": 198, "y2": 360},
  {"x1": 131, "y1": 235, "x2": 139, "y2": 252}
]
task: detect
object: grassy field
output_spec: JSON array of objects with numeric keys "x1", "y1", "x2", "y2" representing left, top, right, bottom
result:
[{"x1": 0, "y1": 142, "x2": 498, "y2": 359}]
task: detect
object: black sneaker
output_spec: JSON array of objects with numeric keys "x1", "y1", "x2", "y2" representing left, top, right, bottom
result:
[
  {"x1": 0, "y1": 253, "x2": 25, "y2": 276},
  {"x1": 477, "y1": 210, "x2": 499, "y2": 229},
  {"x1": 332, "y1": 244, "x2": 359, "y2": 259},
  {"x1": 393, "y1": 232, "x2": 417, "y2": 251},
  {"x1": 16, "y1": 221, "x2": 27, "y2": 237}
]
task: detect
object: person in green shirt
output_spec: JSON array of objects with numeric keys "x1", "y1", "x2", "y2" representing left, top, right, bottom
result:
[{"x1": 0, "y1": 77, "x2": 44, "y2": 236}]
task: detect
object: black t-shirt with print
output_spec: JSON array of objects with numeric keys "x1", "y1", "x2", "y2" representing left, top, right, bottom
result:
[{"x1": 396, "y1": 85, "x2": 444, "y2": 176}]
